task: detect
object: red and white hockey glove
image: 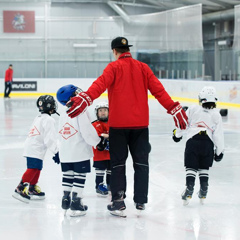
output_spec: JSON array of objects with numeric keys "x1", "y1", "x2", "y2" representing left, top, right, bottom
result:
[
  {"x1": 67, "y1": 92, "x2": 93, "y2": 118},
  {"x1": 167, "y1": 102, "x2": 188, "y2": 130}
]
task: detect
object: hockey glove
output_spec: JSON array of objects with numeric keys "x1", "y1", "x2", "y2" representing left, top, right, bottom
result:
[
  {"x1": 96, "y1": 136, "x2": 107, "y2": 151},
  {"x1": 53, "y1": 152, "x2": 60, "y2": 164},
  {"x1": 172, "y1": 129, "x2": 182, "y2": 142},
  {"x1": 214, "y1": 152, "x2": 224, "y2": 162},
  {"x1": 167, "y1": 102, "x2": 188, "y2": 130},
  {"x1": 67, "y1": 92, "x2": 93, "y2": 118}
]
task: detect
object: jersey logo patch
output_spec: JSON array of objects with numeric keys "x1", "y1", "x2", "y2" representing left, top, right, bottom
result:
[
  {"x1": 59, "y1": 123, "x2": 78, "y2": 140},
  {"x1": 194, "y1": 121, "x2": 213, "y2": 132},
  {"x1": 28, "y1": 126, "x2": 40, "y2": 137}
]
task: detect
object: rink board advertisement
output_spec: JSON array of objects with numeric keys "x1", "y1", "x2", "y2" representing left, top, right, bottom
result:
[
  {"x1": 3, "y1": 11, "x2": 35, "y2": 33},
  {"x1": 12, "y1": 81, "x2": 37, "y2": 91}
]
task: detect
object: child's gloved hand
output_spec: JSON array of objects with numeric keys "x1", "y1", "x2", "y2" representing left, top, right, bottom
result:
[
  {"x1": 214, "y1": 152, "x2": 223, "y2": 162},
  {"x1": 172, "y1": 129, "x2": 182, "y2": 143},
  {"x1": 52, "y1": 152, "x2": 60, "y2": 164},
  {"x1": 97, "y1": 136, "x2": 107, "y2": 151}
]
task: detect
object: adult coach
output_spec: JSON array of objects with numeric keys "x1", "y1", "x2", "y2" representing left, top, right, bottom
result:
[
  {"x1": 66, "y1": 37, "x2": 188, "y2": 216},
  {"x1": 4, "y1": 64, "x2": 13, "y2": 98}
]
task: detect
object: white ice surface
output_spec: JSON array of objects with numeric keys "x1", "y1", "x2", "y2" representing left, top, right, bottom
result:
[{"x1": 0, "y1": 98, "x2": 239, "y2": 240}]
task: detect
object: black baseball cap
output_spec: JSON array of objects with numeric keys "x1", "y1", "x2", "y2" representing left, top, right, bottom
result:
[{"x1": 111, "y1": 37, "x2": 133, "y2": 49}]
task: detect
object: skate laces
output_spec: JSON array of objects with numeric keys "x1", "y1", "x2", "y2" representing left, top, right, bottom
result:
[
  {"x1": 34, "y1": 185, "x2": 42, "y2": 193},
  {"x1": 22, "y1": 187, "x2": 29, "y2": 195}
]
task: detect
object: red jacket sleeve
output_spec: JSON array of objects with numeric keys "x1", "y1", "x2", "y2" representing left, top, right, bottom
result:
[
  {"x1": 146, "y1": 65, "x2": 175, "y2": 111},
  {"x1": 86, "y1": 64, "x2": 115, "y2": 100}
]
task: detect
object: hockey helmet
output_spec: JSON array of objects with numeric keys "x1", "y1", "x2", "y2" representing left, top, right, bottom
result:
[
  {"x1": 36, "y1": 95, "x2": 58, "y2": 115},
  {"x1": 198, "y1": 86, "x2": 218, "y2": 104},
  {"x1": 95, "y1": 102, "x2": 109, "y2": 121},
  {"x1": 57, "y1": 84, "x2": 82, "y2": 106}
]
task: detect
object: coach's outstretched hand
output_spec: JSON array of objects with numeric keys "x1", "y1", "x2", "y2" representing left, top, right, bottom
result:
[
  {"x1": 167, "y1": 102, "x2": 188, "y2": 130},
  {"x1": 67, "y1": 92, "x2": 93, "y2": 118}
]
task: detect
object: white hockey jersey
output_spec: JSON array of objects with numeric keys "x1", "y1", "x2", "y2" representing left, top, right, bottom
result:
[
  {"x1": 23, "y1": 113, "x2": 58, "y2": 160},
  {"x1": 58, "y1": 109, "x2": 100, "y2": 163},
  {"x1": 175, "y1": 105, "x2": 224, "y2": 155}
]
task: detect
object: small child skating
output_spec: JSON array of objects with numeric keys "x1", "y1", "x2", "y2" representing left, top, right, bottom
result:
[
  {"x1": 92, "y1": 102, "x2": 111, "y2": 197},
  {"x1": 56, "y1": 85, "x2": 106, "y2": 217},
  {"x1": 172, "y1": 86, "x2": 224, "y2": 205},
  {"x1": 13, "y1": 95, "x2": 60, "y2": 203}
]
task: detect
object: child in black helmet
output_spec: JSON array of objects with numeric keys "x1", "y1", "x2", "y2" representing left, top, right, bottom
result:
[{"x1": 12, "y1": 95, "x2": 60, "y2": 203}]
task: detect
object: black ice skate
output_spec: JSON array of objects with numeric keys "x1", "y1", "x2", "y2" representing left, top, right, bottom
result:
[
  {"x1": 135, "y1": 203, "x2": 145, "y2": 210},
  {"x1": 12, "y1": 182, "x2": 30, "y2": 203},
  {"x1": 96, "y1": 183, "x2": 108, "y2": 197},
  {"x1": 181, "y1": 184, "x2": 194, "y2": 206},
  {"x1": 62, "y1": 191, "x2": 71, "y2": 215},
  {"x1": 70, "y1": 192, "x2": 88, "y2": 217},
  {"x1": 107, "y1": 200, "x2": 126, "y2": 218},
  {"x1": 198, "y1": 189, "x2": 208, "y2": 205},
  {"x1": 28, "y1": 185, "x2": 45, "y2": 200}
]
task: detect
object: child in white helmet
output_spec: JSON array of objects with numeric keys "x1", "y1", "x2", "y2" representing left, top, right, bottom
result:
[
  {"x1": 173, "y1": 86, "x2": 224, "y2": 205},
  {"x1": 92, "y1": 102, "x2": 111, "y2": 197}
]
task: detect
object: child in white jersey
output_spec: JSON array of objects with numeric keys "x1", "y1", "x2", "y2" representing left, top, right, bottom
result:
[
  {"x1": 13, "y1": 95, "x2": 60, "y2": 203},
  {"x1": 173, "y1": 86, "x2": 224, "y2": 205},
  {"x1": 57, "y1": 84, "x2": 106, "y2": 217}
]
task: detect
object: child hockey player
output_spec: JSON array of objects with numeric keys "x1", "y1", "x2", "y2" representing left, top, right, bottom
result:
[
  {"x1": 56, "y1": 84, "x2": 107, "y2": 217},
  {"x1": 13, "y1": 95, "x2": 60, "y2": 203},
  {"x1": 92, "y1": 102, "x2": 111, "y2": 197},
  {"x1": 172, "y1": 86, "x2": 224, "y2": 205}
]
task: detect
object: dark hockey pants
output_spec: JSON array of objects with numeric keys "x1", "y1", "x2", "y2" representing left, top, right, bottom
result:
[{"x1": 109, "y1": 127, "x2": 149, "y2": 204}]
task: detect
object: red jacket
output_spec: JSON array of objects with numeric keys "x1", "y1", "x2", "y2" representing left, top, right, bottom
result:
[
  {"x1": 87, "y1": 53, "x2": 174, "y2": 128},
  {"x1": 92, "y1": 120, "x2": 110, "y2": 161},
  {"x1": 5, "y1": 68, "x2": 13, "y2": 82}
]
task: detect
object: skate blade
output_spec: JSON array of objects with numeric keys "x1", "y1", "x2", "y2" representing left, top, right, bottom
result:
[
  {"x1": 12, "y1": 193, "x2": 30, "y2": 204},
  {"x1": 70, "y1": 210, "x2": 87, "y2": 217},
  {"x1": 199, "y1": 198, "x2": 206, "y2": 205},
  {"x1": 182, "y1": 197, "x2": 191, "y2": 206},
  {"x1": 30, "y1": 195, "x2": 45, "y2": 200},
  {"x1": 63, "y1": 210, "x2": 68, "y2": 216},
  {"x1": 97, "y1": 193, "x2": 108, "y2": 198},
  {"x1": 110, "y1": 210, "x2": 127, "y2": 218}
]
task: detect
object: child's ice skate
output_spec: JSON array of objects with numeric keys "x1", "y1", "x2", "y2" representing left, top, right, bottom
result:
[
  {"x1": 198, "y1": 189, "x2": 208, "y2": 205},
  {"x1": 181, "y1": 184, "x2": 194, "y2": 206},
  {"x1": 62, "y1": 191, "x2": 71, "y2": 215},
  {"x1": 107, "y1": 200, "x2": 126, "y2": 218},
  {"x1": 70, "y1": 192, "x2": 88, "y2": 217},
  {"x1": 96, "y1": 183, "x2": 108, "y2": 197},
  {"x1": 135, "y1": 203, "x2": 145, "y2": 216},
  {"x1": 12, "y1": 182, "x2": 30, "y2": 203},
  {"x1": 28, "y1": 185, "x2": 45, "y2": 200}
]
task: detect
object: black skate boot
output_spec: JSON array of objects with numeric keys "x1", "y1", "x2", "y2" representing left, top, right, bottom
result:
[
  {"x1": 70, "y1": 192, "x2": 88, "y2": 217},
  {"x1": 198, "y1": 182, "x2": 208, "y2": 205},
  {"x1": 135, "y1": 203, "x2": 145, "y2": 211},
  {"x1": 62, "y1": 191, "x2": 71, "y2": 215},
  {"x1": 12, "y1": 182, "x2": 30, "y2": 203},
  {"x1": 96, "y1": 183, "x2": 108, "y2": 197},
  {"x1": 107, "y1": 191, "x2": 126, "y2": 218},
  {"x1": 181, "y1": 183, "x2": 194, "y2": 206},
  {"x1": 28, "y1": 185, "x2": 45, "y2": 200}
]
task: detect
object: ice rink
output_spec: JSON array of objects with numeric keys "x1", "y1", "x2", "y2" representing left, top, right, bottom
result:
[{"x1": 0, "y1": 97, "x2": 239, "y2": 240}]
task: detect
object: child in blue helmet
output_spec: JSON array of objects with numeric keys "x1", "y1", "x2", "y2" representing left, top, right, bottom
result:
[{"x1": 56, "y1": 84, "x2": 106, "y2": 217}]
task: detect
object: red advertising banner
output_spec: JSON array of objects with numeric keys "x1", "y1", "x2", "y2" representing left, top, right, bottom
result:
[{"x1": 3, "y1": 11, "x2": 35, "y2": 33}]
